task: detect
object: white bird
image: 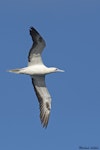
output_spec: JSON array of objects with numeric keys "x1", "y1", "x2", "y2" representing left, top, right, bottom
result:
[{"x1": 8, "y1": 27, "x2": 64, "y2": 128}]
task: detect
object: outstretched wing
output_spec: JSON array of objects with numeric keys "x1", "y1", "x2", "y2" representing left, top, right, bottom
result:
[
  {"x1": 32, "y1": 76, "x2": 51, "y2": 128},
  {"x1": 28, "y1": 27, "x2": 46, "y2": 66}
]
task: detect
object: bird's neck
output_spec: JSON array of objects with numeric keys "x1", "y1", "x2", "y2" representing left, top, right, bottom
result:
[{"x1": 46, "y1": 67, "x2": 56, "y2": 74}]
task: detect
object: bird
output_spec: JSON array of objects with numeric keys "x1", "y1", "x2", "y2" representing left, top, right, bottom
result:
[{"x1": 8, "y1": 27, "x2": 64, "y2": 128}]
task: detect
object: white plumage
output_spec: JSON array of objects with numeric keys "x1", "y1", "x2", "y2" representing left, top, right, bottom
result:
[{"x1": 8, "y1": 27, "x2": 64, "y2": 128}]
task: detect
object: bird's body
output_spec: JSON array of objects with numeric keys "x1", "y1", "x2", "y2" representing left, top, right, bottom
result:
[
  {"x1": 8, "y1": 27, "x2": 64, "y2": 128},
  {"x1": 9, "y1": 65, "x2": 59, "y2": 75}
]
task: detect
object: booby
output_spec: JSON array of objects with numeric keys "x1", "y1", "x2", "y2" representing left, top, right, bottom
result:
[{"x1": 8, "y1": 27, "x2": 64, "y2": 128}]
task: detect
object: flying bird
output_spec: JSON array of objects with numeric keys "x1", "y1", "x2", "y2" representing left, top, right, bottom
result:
[{"x1": 8, "y1": 27, "x2": 64, "y2": 128}]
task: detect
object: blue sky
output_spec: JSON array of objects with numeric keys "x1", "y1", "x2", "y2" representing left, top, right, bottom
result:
[{"x1": 0, "y1": 0, "x2": 100, "y2": 149}]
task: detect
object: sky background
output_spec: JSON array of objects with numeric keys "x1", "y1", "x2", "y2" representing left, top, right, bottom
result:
[{"x1": 0, "y1": 0, "x2": 100, "y2": 149}]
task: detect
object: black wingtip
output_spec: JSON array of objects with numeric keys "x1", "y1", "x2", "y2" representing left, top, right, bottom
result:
[{"x1": 29, "y1": 26, "x2": 39, "y2": 35}]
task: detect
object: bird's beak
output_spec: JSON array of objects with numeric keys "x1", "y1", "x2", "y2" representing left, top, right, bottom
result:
[{"x1": 57, "y1": 69, "x2": 65, "y2": 72}]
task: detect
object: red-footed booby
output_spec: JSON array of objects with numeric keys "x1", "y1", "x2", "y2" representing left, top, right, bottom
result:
[{"x1": 8, "y1": 27, "x2": 64, "y2": 128}]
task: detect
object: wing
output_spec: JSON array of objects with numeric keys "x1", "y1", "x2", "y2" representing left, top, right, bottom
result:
[
  {"x1": 28, "y1": 27, "x2": 46, "y2": 66},
  {"x1": 32, "y1": 76, "x2": 51, "y2": 128}
]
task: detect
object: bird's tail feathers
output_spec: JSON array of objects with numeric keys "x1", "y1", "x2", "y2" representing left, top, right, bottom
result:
[{"x1": 8, "y1": 68, "x2": 22, "y2": 74}]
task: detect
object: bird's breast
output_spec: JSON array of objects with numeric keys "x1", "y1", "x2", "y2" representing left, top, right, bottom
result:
[{"x1": 22, "y1": 65, "x2": 49, "y2": 75}]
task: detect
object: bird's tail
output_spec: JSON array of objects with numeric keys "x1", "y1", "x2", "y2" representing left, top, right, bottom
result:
[{"x1": 8, "y1": 68, "x2": 22, "y2": 74}]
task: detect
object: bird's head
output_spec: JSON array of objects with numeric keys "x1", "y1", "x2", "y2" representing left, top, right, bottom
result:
[{"x1": 50, "y1": 67, "x2": 64, "y2": 73}]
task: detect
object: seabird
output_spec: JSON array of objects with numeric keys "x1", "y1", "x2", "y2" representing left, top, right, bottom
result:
[{"x1": 8, "y1": 27, "x2": 64, "y2": 128}]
